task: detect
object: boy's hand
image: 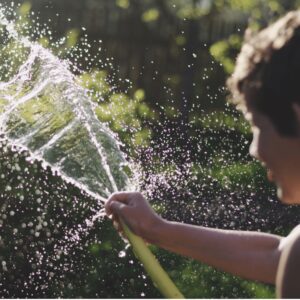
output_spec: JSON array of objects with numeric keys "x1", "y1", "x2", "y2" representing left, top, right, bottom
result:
[{"x1": 105, "y1": 191, "x2": 163, "y2": 243}]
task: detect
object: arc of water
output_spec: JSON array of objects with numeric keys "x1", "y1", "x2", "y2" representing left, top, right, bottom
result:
[
  {"x1": 0, "y1": 32, "x2": 120, "y2": 195},
  {"x1": 35, "y1": 120, "x2": 76, "y2": 156},
  {"x1": 0, "y1": 10, "x2": 184, "y2": 298},
  {"x1": 34, "y1": 49, "x2": 120, "y2": 193},
  {"x1": 0, "y1": 78, "x2": 50, "y2": 129},
  {"x1": 0, "y1": 46, "x2": 40, "y2": 90}
]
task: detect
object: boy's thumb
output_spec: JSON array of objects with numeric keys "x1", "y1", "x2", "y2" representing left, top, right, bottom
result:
[{"x1": 110, "y1": 201, "x2": 126, "y2": 215}]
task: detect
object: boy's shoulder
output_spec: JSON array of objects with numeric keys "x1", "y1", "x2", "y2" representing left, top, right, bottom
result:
[
  {"x1": 276, "y1": 224, "x2": 300, "y2": 298},
  {"x1": 288, "y1": 224, "x2": 300, "y2": 238},
  {"x1": 278, "y1": 225, "x2": 300, "y2": 254},
  {"x1": 278, "y1": 225, "x2": 300, "y2": 248}
]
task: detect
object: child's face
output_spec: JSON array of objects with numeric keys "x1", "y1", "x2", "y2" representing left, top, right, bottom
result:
[{"x1": 245, "y1": 108, "x2": 300, "y2": 204}]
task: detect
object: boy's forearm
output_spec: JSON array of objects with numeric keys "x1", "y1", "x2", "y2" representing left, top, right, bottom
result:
[{"x1": 145, "y1": 219, "x2": 282, "y2": 284}]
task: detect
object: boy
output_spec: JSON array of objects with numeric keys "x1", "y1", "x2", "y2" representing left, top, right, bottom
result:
[{"x1": 105, "y1": 11, "x2": 300, "y2": 298}]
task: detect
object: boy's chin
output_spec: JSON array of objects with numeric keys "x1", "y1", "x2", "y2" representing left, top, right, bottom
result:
[{"x1": 278, "y1": 187, "x2": 300, "y2": 205}]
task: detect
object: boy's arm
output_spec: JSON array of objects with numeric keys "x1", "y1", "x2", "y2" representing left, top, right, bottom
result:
[
  {"x1": 105, "y1": 192, "x2": 282, "y2": 284},
  {"x1": 150, "y1": 219, "x2": 281, "y2": 284}
]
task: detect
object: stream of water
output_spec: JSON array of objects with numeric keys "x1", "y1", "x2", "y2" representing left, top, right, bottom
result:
[
  {"x1": 0, "y1": 8, "x2": 128, "y2": 200},
  {"x1": 0, "y1": 5, "x2": 135, "y2": 297}
]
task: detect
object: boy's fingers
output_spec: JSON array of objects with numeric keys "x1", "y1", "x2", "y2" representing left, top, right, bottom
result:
[
  {"x1": 113, "y1": 220, "x2": 121, "y2": 232},
  {"x1": 105, "y1": 192, "x2": 132, "y2": 215},
  {"x1": 110, "y1": 192, "x2": 133, "y2": 203}
]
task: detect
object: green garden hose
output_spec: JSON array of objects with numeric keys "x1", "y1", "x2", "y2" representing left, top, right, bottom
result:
[{"x1": 121, "y1": 220, "x2": 184, "y2": 299}]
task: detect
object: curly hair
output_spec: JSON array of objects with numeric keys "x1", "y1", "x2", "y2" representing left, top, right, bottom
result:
[{"x1": 227, "y1": 11, "x2": 300, "y2": 136}]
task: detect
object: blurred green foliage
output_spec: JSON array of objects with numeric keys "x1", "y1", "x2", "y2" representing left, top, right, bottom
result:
[
  {"x1": 79, "y1": 70, "x2": 156, "y2": 151},
  {"x1": 210, "y1": 35, "x2": 242, "y2": 74}
]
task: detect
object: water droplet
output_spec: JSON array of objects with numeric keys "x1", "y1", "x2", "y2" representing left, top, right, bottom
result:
[{"x1": 118, "y1": 250, "x2": 126, "y2": 258}]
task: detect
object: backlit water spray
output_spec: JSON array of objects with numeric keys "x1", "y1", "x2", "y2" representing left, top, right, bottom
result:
[
  {"x1": 0, "y1": 4, "x2": 183, "y2": 298},
  {"x1": 0, "y1": 10, "x2": 127, "y2": 200}
]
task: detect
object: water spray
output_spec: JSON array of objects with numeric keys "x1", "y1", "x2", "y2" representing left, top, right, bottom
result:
[{"x1": 0, "y1": 7, "x2": 184, "y2": 298}]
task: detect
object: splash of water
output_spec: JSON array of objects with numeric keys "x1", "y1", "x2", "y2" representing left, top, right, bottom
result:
[
  {"x1": 0, "y1": 5, "x2": 134, "y2": 297},
  {"x1": 0, "y1": 7, "x2": 128, "y2": 202}
]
